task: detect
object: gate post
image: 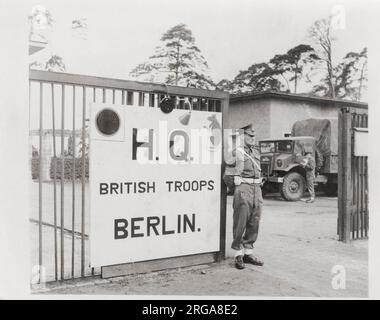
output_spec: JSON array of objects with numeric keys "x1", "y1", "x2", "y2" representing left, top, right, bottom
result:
[{"x1": 338, "y1": 107, "x2": 353, "y2": 242}]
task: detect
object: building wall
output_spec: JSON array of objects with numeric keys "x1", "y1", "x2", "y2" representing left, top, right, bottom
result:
[
  {"x1": 229, "y1": 97, "x2": 368, "y2": 141},
  {"x1": 269, "y1": 98, "x2": 340, "y2": 139},
  {"x1": 227, "y1": 99, "x2": 271, "y2": 141}
]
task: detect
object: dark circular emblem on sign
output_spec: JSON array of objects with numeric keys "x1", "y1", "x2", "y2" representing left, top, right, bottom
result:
[
  {"x1": 160, "y1": 97, "x2": 175, "y2": 114},
  {"x1": 96, "y1": 109, "x2": 120, "y2": 136}
]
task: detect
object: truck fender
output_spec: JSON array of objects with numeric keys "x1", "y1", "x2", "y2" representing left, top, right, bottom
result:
[{"x1": 284, "y1": 163, "x2": 303, "y2": 172}]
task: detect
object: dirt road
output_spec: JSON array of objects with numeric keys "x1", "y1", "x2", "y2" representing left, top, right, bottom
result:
[{"x1": 36, "y1": 194, "x2": 367, "y2": 297}]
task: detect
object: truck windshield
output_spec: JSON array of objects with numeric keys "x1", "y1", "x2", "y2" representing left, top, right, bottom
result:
[
  {"x1": 260, "y1": 142, "x2": 275, "y2": 153},
  {"x1": 276, "y1": 140, "x2": 293, "y2": 153}
]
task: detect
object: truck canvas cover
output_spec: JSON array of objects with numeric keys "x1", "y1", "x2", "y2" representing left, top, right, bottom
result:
[{"x1": 291, "y1": 118, "x2": 338, "y2": 173}]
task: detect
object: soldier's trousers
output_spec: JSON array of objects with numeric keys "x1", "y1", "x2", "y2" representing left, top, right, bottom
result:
[
  {"x1": 231, "y1": 183, "x2": 263, "y2": 251},
  {"x1": 306, "y1": 171, "x2": 315, "y2": 198}
]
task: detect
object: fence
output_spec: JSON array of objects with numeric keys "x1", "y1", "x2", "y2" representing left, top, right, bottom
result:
[
  {"x1": 338, "y1": 107, "x2": 368, "y2": 242},
  {"x1": 29, "y1": 70, "x2": 229, "y2": 282}
]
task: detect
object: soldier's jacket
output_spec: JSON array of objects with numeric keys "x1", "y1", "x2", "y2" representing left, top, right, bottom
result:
[
  {"x1": 304, "y1": 154, "x2": 316, "y2": 172},
  {"x1": 224, "y1": 145, "x2": 261, "y2": 179},
  {"x1": 304, "y1": 154, "x2": 316, "y2": 179}
]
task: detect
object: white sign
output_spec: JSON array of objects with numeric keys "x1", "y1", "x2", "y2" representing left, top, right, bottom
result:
[
  {"x1": 90, "y1": 103, "x2": 222, "y2": 267},
  {"x1": 353, "y1": 128, "x2": 368, "y2": 157}
]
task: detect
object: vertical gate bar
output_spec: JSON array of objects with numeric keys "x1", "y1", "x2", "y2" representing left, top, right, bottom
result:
[
  {"x1": 81, "y1": 86, "x2": 86, "y2": 277},
  {"x1": 364, "y1": 116, "x2": 368, "y2": 236},
  {"x1": 352, "y1": 156, "x2": 360, "y2": 238},
  {"x1": 218, "y1": 96, "x2": 229, "y2": 261},
  {"x1": 360, "y1": 119, "x2": 363, "y2": 238},
  {"x1": 352, "y1": 114, "x2": 356, "y2": 238},
  {"x1": 38, "y1": 82, "x2": 43, "y2": 283},
  {"x1": 356, "y1": 115, "x2": 360, "y2": 238},
  {"x1": 357, "y1": 115, "x2": 361, "y2": 239},
  {"x1": 61, "y1": 84, "x2": 65, "y2": 280},
  {"x1": 342, "y1": 108, "x2": 352, "y2": 242},
  {"x1": 356, "y1": 156, "x2": 360, "y2": 239},
  {"x1": 127, "y1": 91, "x2": 131, "y2": 105},
  {"x1": 72, "y1": 86, "x2": 76, "y2": 278},
  {"x1": 361, "y1": 156, "x2": 364, "y2": 238},
  {"x1": 360, "y1": 115, "x2": 365, "y2": 238},
  {"x1": 112, "y1": 89, "x2": 115, "y2": 104},
  {"x1": 149, "y1": 93, "x2": 154, "y2": 107},
  {"x1": 191, "y1": 97, "x2": 197, "y2": 111},
  {"x1": 93, "y1": 87, "x2": 96, "y2": 103},
  {"x1": 51, "y1": 83, "x2": 58, "y2": 281},
  {"x1": 215, "y1": 100, "x2": 221, "y2": 112},
  {"x1": 365, "y1": 156, "x2": 369, "y2": 237},
  {"x1": 103, "y1": 88, "x2": 106, "y2": 103},
  {"x1": 358, "y1": 156, "x2": 361, "y2": 238},
  {"x1": 122, "y1": 90, "x2": 125, "y2": 105},
  {"x1": 207, "y1": 99, "x2": 212, "y2": 112},
  {"x1": 354, "y1": 114, "x2": 358, "y2": 239},
  {"x1": 337, "y1": 109, "x2": 343, "y2": 239}
]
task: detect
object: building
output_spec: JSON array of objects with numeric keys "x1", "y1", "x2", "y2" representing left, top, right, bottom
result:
[{"x1": 228, "y1": 91, "x2": 368, "y2": 141}]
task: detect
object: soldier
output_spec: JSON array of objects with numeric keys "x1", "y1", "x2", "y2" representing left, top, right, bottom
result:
[
  {"x1": 300, "y1": 149, "x2": 316, "y2": 203},
  {"x1": 225, "y1": 123, "x2": 264, "y2": 270}
]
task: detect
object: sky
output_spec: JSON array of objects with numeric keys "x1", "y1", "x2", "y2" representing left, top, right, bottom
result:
[{"x1": 30, "y1": 0, "x2": 372, "y2": 86}]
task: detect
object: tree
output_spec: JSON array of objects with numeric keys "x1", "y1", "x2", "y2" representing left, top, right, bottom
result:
[
  {"x1": 308, "y1": 17, "x2": 336, "y2": 97},
  {"x1": 78, "y1": 119, "x2": 90, "y2": 158},
  {"x1": 313, "y1": 48, "x2": 368, "y2": 101},
  {"x1": 228, "y1": 62, "x2": 283, "y2": 94},
  {"x1": 270, "y1": 44, "x2": 320, "y2": 93},
  {"x1": 130, "y1": 24, "x2": 215, "y2": 89},
  {"x1": 216, "y1": 79, "x2": 235, "y2": 92},
  {"x1": 336, "y1": 48, "x2": 367, "y2": 101}
]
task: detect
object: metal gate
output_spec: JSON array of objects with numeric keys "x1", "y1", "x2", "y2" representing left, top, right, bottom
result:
[
  {"x1": 338, "y1": 107, "x2": 368, "y2": 242},
  {"x1": 29, "y1": 70, "x2": 229, "y2": 283}
]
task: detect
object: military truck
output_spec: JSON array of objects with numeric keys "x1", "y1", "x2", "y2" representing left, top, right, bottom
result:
[{"x1": 259, "y1": 118, "x2": 338, "y2": 201}]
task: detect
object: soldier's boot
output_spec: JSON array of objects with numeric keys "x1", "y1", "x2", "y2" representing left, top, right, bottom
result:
[
  {"x1": 234, "y1": 255, "x2": 245, "y2": 270},
  {"x1": 243, "y1": 254, "x2": 264, "y2": 266},
  {"x1": 306, "y1": 197, "x2": 315, "y2": 203}
]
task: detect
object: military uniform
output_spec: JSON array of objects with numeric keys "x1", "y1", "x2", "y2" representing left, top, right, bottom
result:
[
  {"x1": 304, "y1": 153, "x2": 316, "y2": 201},
  {"x1": 225, "y1": 124, "x2": 264, "y2": 269},
  {"x1": 232, "y1": 144, "x2": 263, "y2": 251}
]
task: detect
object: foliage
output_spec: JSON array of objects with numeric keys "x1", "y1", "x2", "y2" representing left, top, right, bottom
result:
[
  {"x1": 130, "y1": 24, "x2": 215, "y2": 89},
  {"x1": 312, "y1": 48, "x2": 367, "y2": 101},
  {"x1": 230, "y1": 63, "x2": 283, "y2": 93},
  {"x1": 269, "y1": 44, "x2": 320, "y2": 93}
]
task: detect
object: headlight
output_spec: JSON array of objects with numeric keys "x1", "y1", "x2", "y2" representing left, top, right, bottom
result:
[{"x1": 276, "y1": 159, "x2": 283, "y2": 167}]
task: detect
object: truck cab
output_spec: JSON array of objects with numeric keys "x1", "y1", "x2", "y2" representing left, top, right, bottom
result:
[
  {"x1": 260, "y1": 137, "x2": 316, "y2": 177},
  {"x1": 259, "y1": 137, "x2": 320, "y2": 201}
]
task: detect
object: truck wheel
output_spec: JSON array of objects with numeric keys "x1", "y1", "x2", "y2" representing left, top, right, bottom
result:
[
  {"x1": 322, "y1": 183, "x2": 338, "y2": 197},
  {"x1": 281, "y1": 172, "x2": 306, "y2": 201}
]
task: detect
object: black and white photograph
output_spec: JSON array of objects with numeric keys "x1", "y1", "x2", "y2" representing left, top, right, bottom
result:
[{"x1": 1, "y1": 0, "x2": 379, "y2": 304}]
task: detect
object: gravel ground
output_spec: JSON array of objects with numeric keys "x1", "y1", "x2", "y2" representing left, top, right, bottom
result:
[{"x1": 31, "y1": 185, "x2": 368, "y2": 298}]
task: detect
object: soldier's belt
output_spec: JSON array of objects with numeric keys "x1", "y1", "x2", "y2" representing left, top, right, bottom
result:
[{"x1": 241, "y1": 177, "x2": 262, "y2": 184}]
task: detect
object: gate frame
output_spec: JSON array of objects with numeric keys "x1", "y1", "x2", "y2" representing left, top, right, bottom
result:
[
  {"x1": 338, "y1": 106, "x2": 368, "y2": 242},
  {"x1": 29, "y1": 70, "x2": 229, "y2": 282}
]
